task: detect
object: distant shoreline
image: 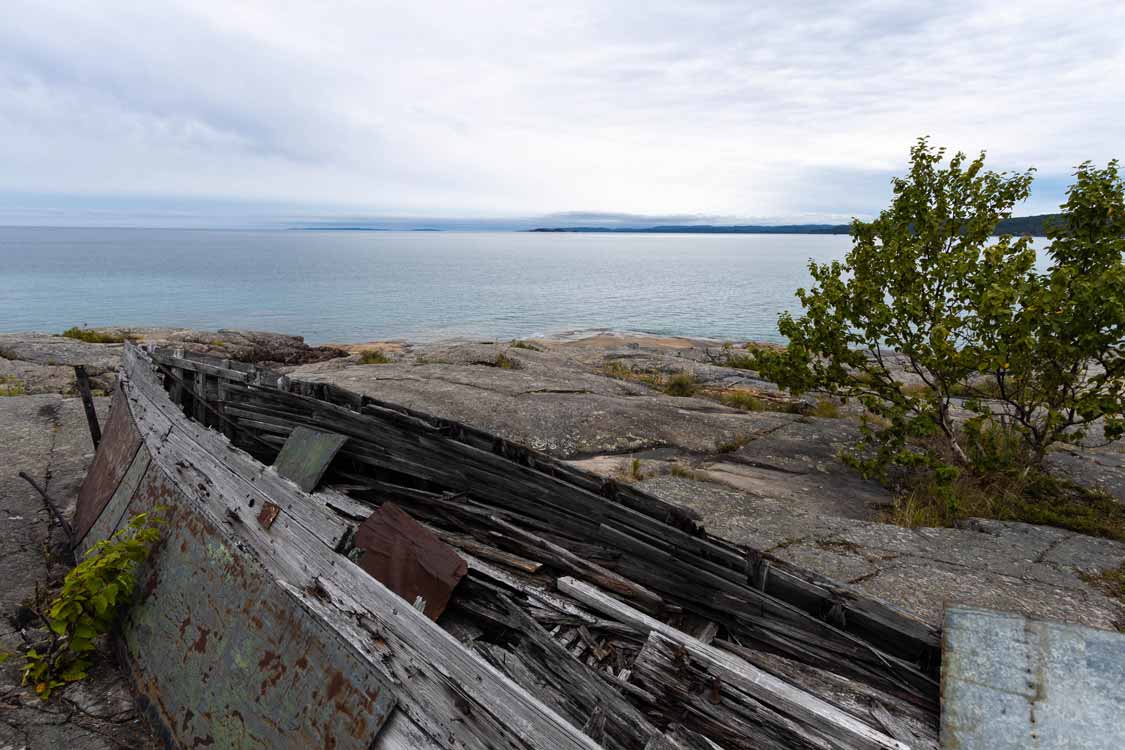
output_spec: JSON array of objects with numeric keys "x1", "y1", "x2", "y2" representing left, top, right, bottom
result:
[{"x1": 528, "y1": 213, "x2": 1061, "y2": 237}]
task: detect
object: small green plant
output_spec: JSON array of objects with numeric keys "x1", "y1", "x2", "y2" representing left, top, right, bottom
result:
[
  {"x1": 493, "y1": 352, "x2": 516, "y2": 369},
  {"x1": 0, "y1": 375, "x2": 27, "y2": 396},
  {"x1": 663, "y1": 372, "x2": 699, "y2": 397},
  {"x1": 59, "y1": 327, "x2": 131, "y2": 344},
  {"x1": 510, "y1": 340, "x2": 541, "y2": 351},
  {"x1": 22, "y1": 511, "x2": 163, "y2": 699},
  {"x1": 358, "y1": 350, "x2": 392, "y2": 365}
]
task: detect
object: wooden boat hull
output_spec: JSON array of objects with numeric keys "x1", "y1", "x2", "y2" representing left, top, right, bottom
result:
[{"x1": 76, "y1": 344, "x2": 940, "y2": 749}]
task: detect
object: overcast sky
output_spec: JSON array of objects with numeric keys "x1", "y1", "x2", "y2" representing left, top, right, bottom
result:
[{"x1": 2, "y1": 1, "x2": 1122, "y2": 227}]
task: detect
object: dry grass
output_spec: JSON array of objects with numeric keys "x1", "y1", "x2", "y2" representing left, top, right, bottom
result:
[
  {"x1": 882, "y1": 467, "x2": 1125, "y2": 541},
  {"x1": 810, "y1": 398, "x2": 841, "y2": 419},
  {"x1": 669, "y1": 464, "x2": 710, "y2": 481},
  {"x1": 510, "y1": 340, "x2": 542, "y2": 351},
  {"x1": 601, "y1": 360, "x2": 699, "y2": 397}
]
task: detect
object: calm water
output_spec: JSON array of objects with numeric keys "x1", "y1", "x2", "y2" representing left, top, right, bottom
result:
[{"x1": 0, "y1": 228, "x2": 852, "y2": 344}]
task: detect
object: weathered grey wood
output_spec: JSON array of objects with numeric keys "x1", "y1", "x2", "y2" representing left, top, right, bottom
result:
[
  {"x1": 154, "y1": 352, "x2": 250, "y2": 382},
  {"x1": 123, "y1": 346, "x2": 604, "y2": 750},
  {"x1": 78, "y1": 449, "x2": 151, "y2": 558},
  {"x1": 272, "y1": 426, "x2": 348, "y2": 492},
  {"x1": 125, "y1": 348, "x2": 353, "y2": 550},
  {"x1": 458, "y1": 552, "x2": 600, "y2": 624},
  {"x1": 557, "y1": 577, "x2": 911, "y2": 750}
]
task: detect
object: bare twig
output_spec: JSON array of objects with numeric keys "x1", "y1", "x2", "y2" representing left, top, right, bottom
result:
[{"x1": 18, "y1": 471, "x2": 76, "y2": 553}]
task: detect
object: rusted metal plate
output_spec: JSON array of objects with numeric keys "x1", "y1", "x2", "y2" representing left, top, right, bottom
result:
[
  {"x1": 941, "y1": 606, "x2": 1125, "y2": 750},
  {"x1": 114, "y1": 462, "x2": 397, "y2": 749},
  {"x1": 354, "y1": 503, "x2": 467, "y2": 620},
  {"x1": 73, "y1": 385, "x2": 142, "y2": 542},
  {"x1": 257, "y1": 500, "x2": 281, "y2": 529},
  {"x1": 272, "y1": 425, "x2": 348, "y2": 492}
]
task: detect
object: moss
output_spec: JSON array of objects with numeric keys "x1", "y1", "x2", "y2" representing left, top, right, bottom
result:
[
  {"x1": 0, "y1": 375, "x2": 27, "y2": 396},
  {"x1": 60, "y1": 327, "x2": 131, "y2": 344},
  {"x1": 358, "y1": 350, "x2": 392, "y2": 365}
]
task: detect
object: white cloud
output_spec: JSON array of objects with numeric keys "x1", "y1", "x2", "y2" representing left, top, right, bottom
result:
[{"x1": 1, "y1": 0, "x2": 1122, "y2": 223}]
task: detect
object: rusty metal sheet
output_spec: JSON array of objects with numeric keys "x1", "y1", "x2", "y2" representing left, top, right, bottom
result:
[
  {"x1": 354, "y1": 502, "x2": 467, "y2": 620},
  {"x1": 73, "y1": 385, "x2": 142, "y2": 541},
  {"x1": 116, "y1": 462, "x2": 397, "y2": 749},
  {"x1": 272, "y1": 425, "x2": 348, "y2": 492}
]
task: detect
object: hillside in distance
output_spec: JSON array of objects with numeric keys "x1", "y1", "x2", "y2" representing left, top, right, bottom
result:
[{"x1": 531, "y1": 213, "x2": 1063, "y2": 237}]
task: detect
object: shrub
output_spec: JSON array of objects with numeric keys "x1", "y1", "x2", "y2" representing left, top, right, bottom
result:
[
  {"x1": 753, "y1": 138, "x2": 1124, "y2": 484},
  {"x1": 23, "y1": 511, "x2": 163, "y2": 699}
]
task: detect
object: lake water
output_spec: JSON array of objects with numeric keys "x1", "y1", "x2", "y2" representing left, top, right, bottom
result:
[{"x1": 0, "y1": 228, "x2": 852, "y2": 344}]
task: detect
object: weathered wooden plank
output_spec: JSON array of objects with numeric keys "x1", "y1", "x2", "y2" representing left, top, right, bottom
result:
[
  {"x1": 557, "y1": 577, "x2": 911, "y2": 750},
  {"x1": 273, "y1": 426, "x2": 348, "y2": 492},
  {"x1": 78, "y1": 448, "x2": 150, "y2": 559},
  {"x1": 153, "y1": 352, "x2": 250, "y2": 382},
  {"x1": 125, "y1": 348, "x2": 353, "y2": 550},
  {"x1": 74, "y1": 387, "x2": 143, "y2": 542},
  {"x1": 123, "y1": 346, "x2": 605, "y2": 750}
]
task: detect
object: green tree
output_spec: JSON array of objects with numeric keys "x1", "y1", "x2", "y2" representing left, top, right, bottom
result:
[{"x1": 753, "y1": 139, "x2": 1124, "y2": 482}]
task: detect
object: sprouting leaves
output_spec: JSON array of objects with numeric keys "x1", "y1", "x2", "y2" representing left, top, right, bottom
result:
[{"x1": 22, "y1": 510, "x2": 164, "y2": 700}]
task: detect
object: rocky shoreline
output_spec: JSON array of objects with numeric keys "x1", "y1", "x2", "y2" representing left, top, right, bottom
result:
[{"x1": 2, "y1": 326, "x2": 1123, "y2": 747}]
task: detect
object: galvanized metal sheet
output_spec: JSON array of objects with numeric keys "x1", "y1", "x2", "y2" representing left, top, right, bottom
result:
[
  {"x1": 941, "y1": 606, "x2": 1125, "y2": 749},
  {"x1": 73, "y1": 386, "x2": 142, "y2": 541},
  {"x1": 114, "y1": 462, "x2": 397, "y2": 749},
  {"x1": 355, "y1": 502, "x2": 467, "y2": 620},
  {"x1": 272, "y1": 425, "x2": 348, "y2": 492}
]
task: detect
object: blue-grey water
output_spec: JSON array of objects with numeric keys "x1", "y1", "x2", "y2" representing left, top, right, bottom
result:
[{"x1": 0, "y1": 228, "x2": 852, "y2": 344}]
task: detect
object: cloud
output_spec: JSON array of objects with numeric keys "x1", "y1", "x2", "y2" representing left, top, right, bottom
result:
[{"x1": 0, "y1": 0, "x2": 1121, "y2": 225}]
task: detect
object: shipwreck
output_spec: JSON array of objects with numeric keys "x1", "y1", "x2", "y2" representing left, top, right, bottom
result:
[{"x1": 72, "y1": 343, "x2": 950, "y2": 749}]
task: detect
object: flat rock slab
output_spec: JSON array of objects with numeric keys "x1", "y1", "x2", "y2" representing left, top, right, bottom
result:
[
  {"x1": 941, "y1": 606, "x2": 1125, "y2": 749},
  {"x1": 0, "y1": 394, "x2": 157, "y2": 750},
  {"x1": 636, "y1": 476, "x2": 1125, "y2": 631}
]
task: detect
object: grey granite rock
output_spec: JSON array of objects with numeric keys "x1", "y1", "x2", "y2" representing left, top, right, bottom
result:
[{"x1": 0, "y1": 395, "x2": 157, "y2": 749}]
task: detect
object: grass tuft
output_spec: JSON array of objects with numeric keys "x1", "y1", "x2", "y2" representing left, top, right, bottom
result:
[
  {"x1": 510, "y1": 340, "x2": 542, "y2": 351},
  {"x1": 810, "y1": 398, "x2": 841, "y2": 419},
  {"x1": 358, "y1": 350, "x2": 392, "y2": 365},
  {"x1": 663, "y1": 372, "x2": 699, "y2": 397},
  {"x1": 1079, "y1": 563, "x2": 1125, "y2": 606},
  {"x1": 60, "y1": 327, "x2": 132, "y2": 344},
  {"x1": 0, "y1": 375, "x2": 27, "y2": 397}
]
